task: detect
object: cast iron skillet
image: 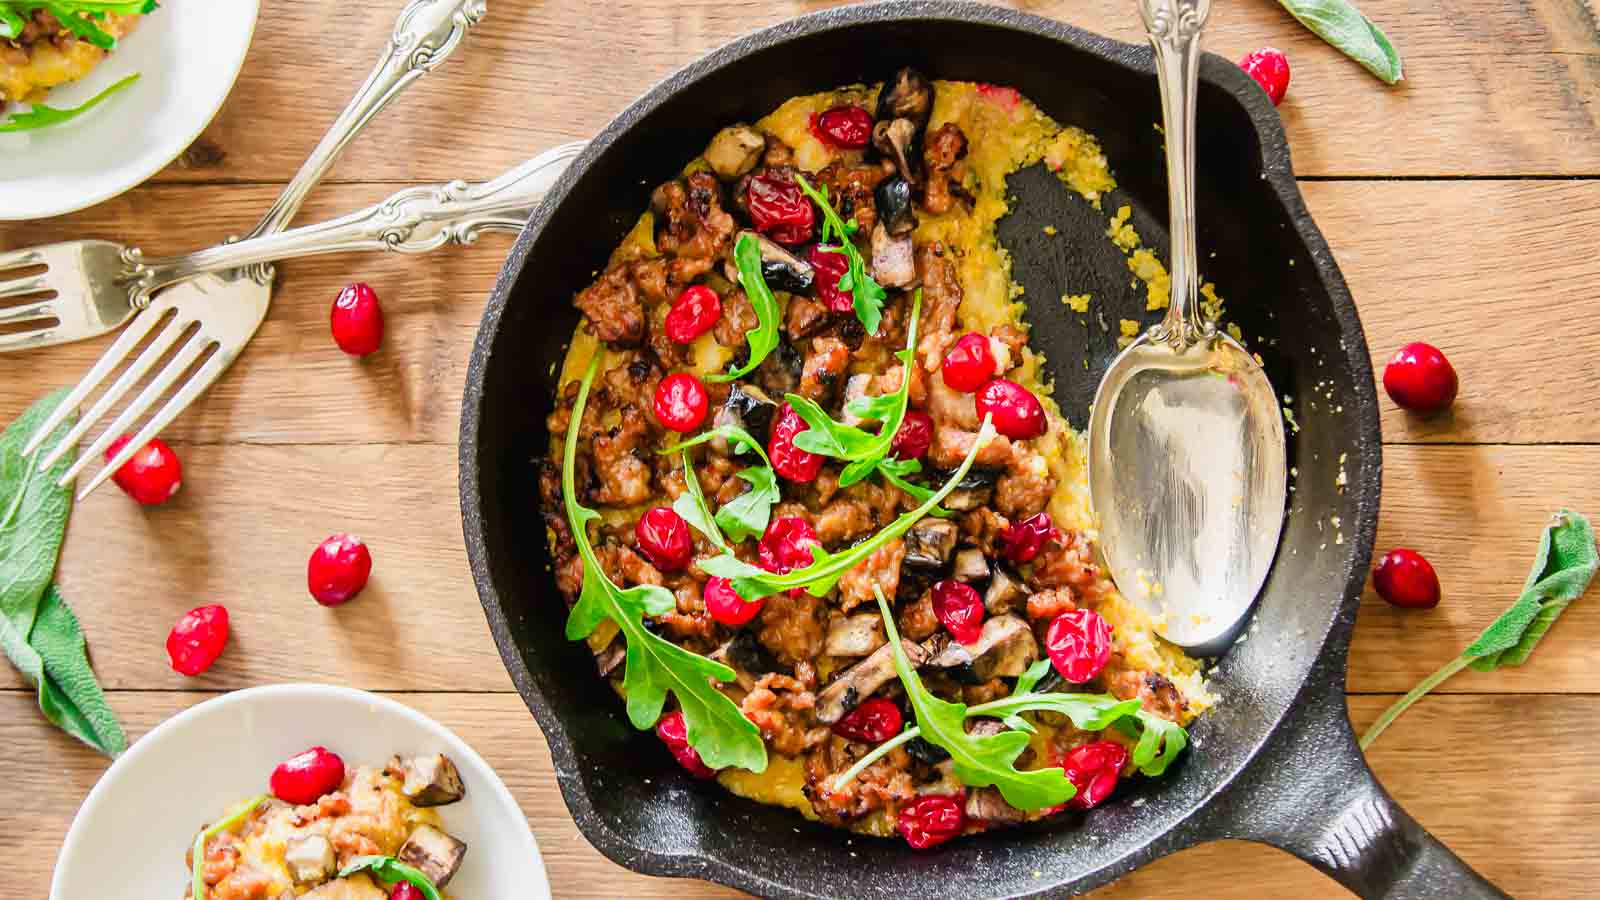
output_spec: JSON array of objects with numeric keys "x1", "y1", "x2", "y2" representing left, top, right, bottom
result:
[{"x1": 459, "y1": 3, "x2": 1507, "y2": 897}]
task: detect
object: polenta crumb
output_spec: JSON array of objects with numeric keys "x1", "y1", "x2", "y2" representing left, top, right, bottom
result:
[{"x1": 1063, "y1": 293, "x2": 1091, "y2": 313}]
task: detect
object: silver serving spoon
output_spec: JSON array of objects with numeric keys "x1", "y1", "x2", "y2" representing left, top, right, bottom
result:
[{"x1": 1086, "y1": 0, "x2": 1287, "y2": 656}]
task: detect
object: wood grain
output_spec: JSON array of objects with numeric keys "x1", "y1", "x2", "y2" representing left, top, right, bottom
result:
[{"x1": 5, "y1": 690, "x2": 1593, "y2": 899}]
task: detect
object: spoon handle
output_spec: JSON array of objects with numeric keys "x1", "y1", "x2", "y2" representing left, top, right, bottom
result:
[{"x1": 1140, "y1": 0, "x2": 1212, "y2": 349}]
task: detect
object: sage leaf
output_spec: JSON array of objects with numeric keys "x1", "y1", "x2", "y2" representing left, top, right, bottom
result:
[
  {"x1": 1278, "y1": 0, "x2": 1403, "y2": 84},
  {"x1": 32, "y1": 584, "x2": 126, "y2": 755}
]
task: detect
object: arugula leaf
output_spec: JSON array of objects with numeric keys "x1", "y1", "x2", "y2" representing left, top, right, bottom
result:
[
  {"x1": 876, "y1": 457, "x2": 952, "y2": 518},
  {"x1": 659, "y1": 424, "x2": 779, "y2": 544},
  {"x1": 699, "y1": 416, "x2": 996, "y2": 601},
  {"x1": 0, "y1": 6, "x2": 25, "y2": 38},
  {"x1": 563, "y1": 352, "x2": 767, "y2": 772},
  {"x1": 1278, "y1": 0, "x2": 1402, "y2": 84},
  {"x1": 794, "y1": 174, "x2": 886, "y2": 334},
  {"x1": 786, "y1": 394, "x2": 880, "y2": 459},
  {"x1": 707, "y1": 233, "x2": 781, "y2": 383},
  {"x1": 0, "y1": 72, "x2": 139, "y2": 133},
  {"x1": 192, "y1": 794, "x2": 266, "y2": 900},
  {"x1": 671, "y1": 451, "x2": 732, "y2": 554},
  {"x1": 338, "y1": 856, "x2": 443, "y2": 900},
  {"x1": 1360, "y1": 510, "x2": 1598, "y2": 749},
  {"x1": 0, "y1": 2, "x2": 157, "y2": 48}
]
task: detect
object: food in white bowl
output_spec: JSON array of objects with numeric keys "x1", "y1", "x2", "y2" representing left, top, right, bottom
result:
[{"x1": 0, "y1": 2, "x2": 152, "y2": 130}]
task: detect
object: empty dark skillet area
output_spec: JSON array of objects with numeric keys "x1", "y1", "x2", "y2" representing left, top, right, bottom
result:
[{"x1": 460, "y1": 3, "x2": 1503, "y2": 897}]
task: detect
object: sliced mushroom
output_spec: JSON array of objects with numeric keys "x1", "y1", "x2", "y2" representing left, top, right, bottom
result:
[
  {"x1": 705, "y1": 125, "x2": 765, "y2": 181},
  {"x1": 721, "y1": 629, "x2": 785, "y2": 675},
  {"x1": 816, "y1": 638, "x2": 928, "y2": 722},
  {"x1": 965, "y1": 786, "x2": 1026, "y2": 824},
  {"x1": 875, "y1": 67, "x2": 934, "y2": 132},
  {"x1": 874, "y1": 176, "x2": 918, "y2": 237},
  {"x1": 397, "y1": 824, "x2": 467, "y2": 888},
  {"x1": 870, "y1": 222, "x2": 917, "y2": 289},
  {"x1": 927, "y1": 614, "x2": 1037, "y2": 680},
  {"x1": 754, "y1": 339, "x2": 804, "y2": 396},
  {"x1": 728, "y1": 230, "x2": 815, "y2": 294},
  {"x1": 903, "y1": 517, "x2": 959, "y2": 571},
  {"x1": 824, "y1": 612, "x2": 886, "y2": 657},
  {"x1": 285, "y1": 834, "x2": 336, "y2": 884},
  {"x1": 840, "y1": 374, "x2": 875, "y2": 427},
  {"x1": 873, "y1": 118, "x2": 923, "y2": 186},
  {"x1": 398, "y1": 753, "x2": 465, "y2": 807},
  {"x1": 594, "y1": 637, "x2": 626, "y2": 678},
  {"x1": 952, "y1": 548, "x2": 990, "y2": 584},
  {"x1": 712, "y1": 381, "x2": 779, "y2": 449},
  {"x1": 983, "y1": 564, "x2": 1026, "y2": 615},
  {"x1": 931, "y1": 465, "x2": 1002, "y2": 511},
  {"x1": 906, "y1": 735, "x2": 951, "y2": 765}
]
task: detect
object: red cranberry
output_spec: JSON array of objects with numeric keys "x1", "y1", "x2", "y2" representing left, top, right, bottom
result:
[
  {"x1": 832, "y1": 697, "x2": 904, "y2": 744},
  {"x1": 1240, "y1": 48, "x2": 1291, "y2": 106},
  {"x1": 653, "y1": 372, "x2": 709, "y2": 432},
  {"x1": 665, "y1": 285, "x2": 722, "y2": 344},
  {"x1": 271, "y1": 746, "x2": 346, "y2": 805},
  {"x1": 106, "y1": 434, "x2": 183, "y2": 505},
  {"x1": 705, "y1": 575, "x2": 763, "y2": 626},
  {"x1": 931, "y1": 580, "x2": 985, "y2": 644},
  {"x1": 746, "y1": 173, "x2": 814, "y2": 245},
  {"x1": 389, "y1": 885, "x2": 424, "y2": 900},
  {"x1": 1046, "y1": 609, "x2": 1113, "y2": 683},
  {"x1": 636, "y1": 507, "x2": 694, "y2": 573},
  {"x1": 1373, "y1": 548, "x2": 1441, "y2": 609},
  {"x1": 941, "y1": 333, "x2": 997, "y2": 393},
  {"x1": 1000, "y1": 512, "x2": 1062, "y2": 564},
  {"x1": 976, "y1": 379, "x2": 1047, "y2": 440},
  {"x1": 1061, "y1": 740, "x2": 1129, "y2": 810},
  {"x1": 897, "y1": 794, "x2": 966, "y2": 849},
  {"x1": 166, "y1": 604, "x2": 229, "y2": 676},
  {"x1": 306, "y1": 533, "x2": 373, "y2": 607},
  {"x1": 759, "y1": 516, "x2": 820, "y2": 574},
  {"x1": 813, "y1": 105, "x2": 874, "y2": 148},
  {"x1": 890, "y1": 410, "x2": 934, "y2": 461},
  {"x1": 769, "y1": 403, "x2": 823, "y2": 483},
  {"x1": 1383, "y1": 342, "x2": 1458, "y2": 415},
  {"x1": 330, "y1": 282, "x2": 384, "y2": 356},
  {"x1": 807, "y1": 244, "x2": 853, "y2": 313},
  {"x1": 656, "y1": 710, "x2": 718, "y2": 778}
]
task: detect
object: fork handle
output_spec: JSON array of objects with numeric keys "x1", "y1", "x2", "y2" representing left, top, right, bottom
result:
[
  {"x1": 123, "y1": 142, "x2": 585, "y2": 302},
  {"x1": 249, "y1": 0, "x2": 487, "y2": 239}
]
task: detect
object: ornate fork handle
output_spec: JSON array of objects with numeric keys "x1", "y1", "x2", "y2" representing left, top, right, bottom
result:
[
  {"x1": 123, "y1": 142, "x2": 584, "y2": 303},
  {"x1": 249, "y1": 0, "x2": 488, "y2": 240}
]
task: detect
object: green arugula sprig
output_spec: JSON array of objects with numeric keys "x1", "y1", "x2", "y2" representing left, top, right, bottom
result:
[
  {"x1": 659, "y1": 424, "x2": 779, "y2": 544},
  {"x1": 708, "y1": 233, "x2": 781, "y2": 383},
  {"x1": 339, "y1": 856, "x2": 443, "y2": 900},
  {"x1": 671, "y1": 450, "x2": 733, "y2": 554},
  {"x1": 875, "y1": 456, "x2": 951, "y2": 517},
  {"x1": 1361, "y1": 510, "x2": 1598, "y2": 748},
  {"x1": 191, "y1": 794, "x2": 266, "y2": 900},
  {"x1": 794, "y1": 173, "x2": 886, "y2": 334},
  {"x1": 700, "y1": 417, "x2": 996, "y2": 601},
  {"x1": 0, "y1": 2, "x2": 158, "y2": 49},
  {"x1": 0, "y1": 72, "x2": 138, "y2": 133},
  {"x1": 1278, "y1": 0, "x2": 1402, "y2": 85},
  {"x1": 563, "y1": 352, "x2": 767, "y2": 772}
]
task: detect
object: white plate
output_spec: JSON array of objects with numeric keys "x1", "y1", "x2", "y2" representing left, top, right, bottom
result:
[
  {"x1": 50, "y1": 684, "x2": 550, "y2": 900},
  {"x1": 0, "y1": 0, "x2": 260, "y2": 221}
]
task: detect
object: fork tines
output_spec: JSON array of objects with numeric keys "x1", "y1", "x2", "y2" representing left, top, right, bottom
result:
[{"x1": 0, "y1": 248, "x2": 60, "y2": 352}]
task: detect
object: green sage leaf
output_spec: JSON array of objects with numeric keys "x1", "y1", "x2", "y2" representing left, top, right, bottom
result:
[{"x1": 1278, "y1": 0, "x2": 1403, "y2": 84}]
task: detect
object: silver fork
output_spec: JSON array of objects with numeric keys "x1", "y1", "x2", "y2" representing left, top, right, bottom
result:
[
  {"x1": 0, "y1": 0, "x2": 487, "y2": 355},
  {"x1": 22, "y1": 140, "x2": 583, "y2": 496}
]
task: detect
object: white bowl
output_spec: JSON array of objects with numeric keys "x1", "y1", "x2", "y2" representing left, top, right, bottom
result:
[
  {"x1": 0, "y1": 0, "x2": 260, "y2": 220},
  {"x1": 50, "y1": 684, "x2": 549, "y2": 900}
]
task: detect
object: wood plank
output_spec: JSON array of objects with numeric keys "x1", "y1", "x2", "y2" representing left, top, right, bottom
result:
[
  {"x1": 0, "y1": 442, "x2": 1593, "y2": 694},
  {"x1": 6, "y1": 691, "x2": 1590, "y2": 898},
  {"x1": 5, "y1": 180, "x2": 1599, "y2": 445}
]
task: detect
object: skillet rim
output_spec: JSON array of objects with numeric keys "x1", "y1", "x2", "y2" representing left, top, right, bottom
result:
[{"x1": 458, "y1": 1, "x2": 1382, "y2": 895}]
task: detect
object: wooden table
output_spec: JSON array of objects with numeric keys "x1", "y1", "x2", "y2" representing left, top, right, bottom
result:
[{"x1": 3, "y1": 1, "x2": 1597, "y2": 896}]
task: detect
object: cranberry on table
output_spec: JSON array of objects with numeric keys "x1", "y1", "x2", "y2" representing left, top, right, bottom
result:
[
  {"x1": 166, "y1": 604, "x2": 229, "y2": 676},
  {"x1": 306, "y1": 533, "x2": 373, "y2": 607},
  {"x1": 656, "y1": 709, "x2": 718, "y2": 779},
  {"x1": 768, "y1": 403, "x2": 824, "y2": 483},
  {"x1": 389, "y1": 884, "x2": 425, "y2": 900},
  {"x1": 941, "y1": 332, "x2": 997, "y2": 393},
  {"x1": 807, "y1": 244, "x2": 854, "y2": 313},
  {"x1": 1000, "y1": 512, "x2": 1062, "y2": 563},
  {"x1": 832, "y1": 697, "x2": 904, "y2": 744},
  {"x1": 889, "y1": 410, "x2": 934, "y2": 461},
  {"x1": 1373, "y1": 548, "x2": 1441, "y2": 609},
  {"x1": 106, "y1": 434, "x2": 183, "y2": 506},
  {"x1": 758, "y1": 516, "x2": 821, "y2": 574},
  {"x1": 897, "y1": 793, "x2": 966, "y2": 849},
  {"x1": 330, "y1": 282, "x2": 384, "y2": 356},
  {"x1": 931, "y1": 579, "x2": 985, "y2": 644},
  {"x1": 1061, "y1": 740, "x2": 1129, "y2": 810},
  {"x1": 653, "y1": 372, "x2": 710, "y2": 432},
  {"x1": 664, "y1": 285, "x2": 722, "y2": 344},
  {"x1": 975, "y1": 378, "x2": 1047, "y2": 440},
  {"x1": 636, "y1": 507, "x2": 694, "y2": 573},
  {"x1": 1383, "y1": 342, "x2": 1458, "y2": 415},
  {"x1": 813, "y1": 105, "x2": 874, "y2": 149},
  {"x1": 1239, "y1": 48, "x2": 1291, "y2": 106},
  {"x1": 704, "y1": 575, "x2": 764, "y2": 627},
  {"x1": 270, "y1": 745, "x2": 347, "y2": 805},
  {"x1": 1046, "y1": 609, "x2": 1113, "y2": 683},
  {"x1": 746, "y1": 173, "x2": 814, "y2": 245}
]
